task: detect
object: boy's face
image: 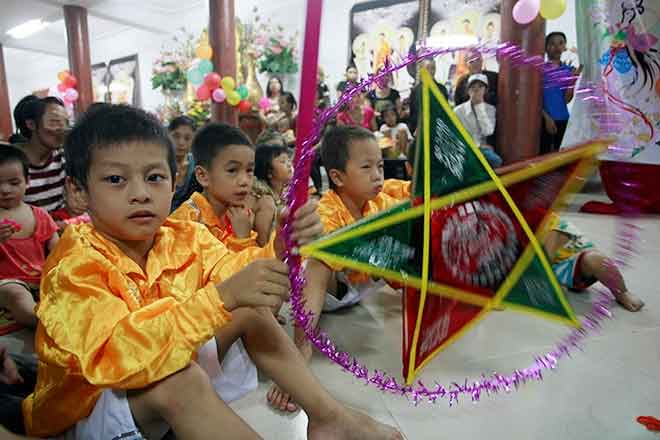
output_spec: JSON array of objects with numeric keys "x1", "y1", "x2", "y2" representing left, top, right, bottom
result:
[
  {"x1": 383, "y1": 110, "x2": 398, "y2": 127},
  {"x1": 196, "y1": 144, "x2": 255, "y2": 208},
  {"x1": 81, "y1": 141, "x2": 173, "y2": 243},
  {"x1": 346, "y1": 67, "x2": 358, "y2": 82},
  {"x1": 330, "y1": 138, "x2": 384, "y2": 205},
  {"x1": 0, "y1": 161, "x2": 27, "y2": 210}
]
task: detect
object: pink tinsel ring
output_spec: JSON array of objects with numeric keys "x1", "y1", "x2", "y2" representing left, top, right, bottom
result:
[{"x1": 281, "y1": 42, "x2": 633, "y2": 405}]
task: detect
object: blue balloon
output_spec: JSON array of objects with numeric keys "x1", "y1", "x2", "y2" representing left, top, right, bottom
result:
[
  {"x1": 187, "y1": 68, "x2": 204, "y2": 86},
  {"x1": 198, "y1": 59, "x2": 214, "y2": 75}
]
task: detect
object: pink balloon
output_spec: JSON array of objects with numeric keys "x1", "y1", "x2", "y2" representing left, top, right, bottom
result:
[
  {"x1": 63, "y1": 88, "x2": 79, "y2": 102},
  {"x1": 212, "y1": 88, "x2": 226, "y2": 103},
  {"x1": 258, "y1": 96, "x2": 271, "y2": 111},
  {"x1": 513, "y1": 0, "x2": 540, "y2": 25}
]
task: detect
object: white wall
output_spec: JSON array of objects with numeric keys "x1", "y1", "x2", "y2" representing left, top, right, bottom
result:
[{"x1": 4, "y1": 0, "x2": 578, "y2": 125}]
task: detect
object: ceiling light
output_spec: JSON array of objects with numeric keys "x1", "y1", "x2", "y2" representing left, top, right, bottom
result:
[{"x1": 6, "y1": 19, "x2": 49, "y2": 39}]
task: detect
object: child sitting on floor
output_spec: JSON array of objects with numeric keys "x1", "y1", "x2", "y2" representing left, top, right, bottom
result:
[
  {"x1": 0, "y1": 145, "x2": 59, "y2": 328},
  {"x1": 290, "y1": 126, "x2": 410, "y2": 372},
  {"x1": 23, "y1": 105, "x2": 401, "y2": 440},
  {"x1": 544, "y1": 214, "x2": 644, "y2": 312}
]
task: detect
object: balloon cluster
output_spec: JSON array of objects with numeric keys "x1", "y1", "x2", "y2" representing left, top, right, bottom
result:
[
  {"x1": 55, "y1": 70, "x2": 79, "y2": 105},
  {"x1": 513, "y1": 0, "x2": 566, "y2": 25},
  {"x1": 186, "y1": 42, "x2": 251, "y2": 112}
]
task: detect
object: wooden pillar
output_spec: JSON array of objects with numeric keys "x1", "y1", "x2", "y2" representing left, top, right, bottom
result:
[
  {"x1": 0, "y1": 44, "x2": 12, "y2": 140},
  {"x1": 63, "y1": 5, "x2": 93, "y2": 115},
  {"x1": 209, "y1": 0, "x2": 238, "y2": 125},
  {"x1": 496, "y1": 0, "x2": 546, "y2": 163}
]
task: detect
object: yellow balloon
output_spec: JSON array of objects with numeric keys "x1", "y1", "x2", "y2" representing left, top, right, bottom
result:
[
  {"x1": 195, "y1": 44, "x2": 213, "y2": 60},
  {"x1": 540, "y1": 0, "x2": 566, "y2": 20},
  {"x1": 221, "y1": 77, "x2": 236, "y2": 91},
  {"x1": 227, "y1": 91, "x2": 241, "y2": 106},
  {"x1": 57, "y1": 70, "x2": 70, "y2": 82}
]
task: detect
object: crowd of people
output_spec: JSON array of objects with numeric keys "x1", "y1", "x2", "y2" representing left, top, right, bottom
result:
[{"x1": 0, "y1": 30, "x2": 644, "y2": 439}]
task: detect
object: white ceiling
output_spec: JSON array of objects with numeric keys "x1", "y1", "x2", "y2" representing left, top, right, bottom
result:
[{"x1": 0, "y1": 0, "x2": 204, "y2": 57}]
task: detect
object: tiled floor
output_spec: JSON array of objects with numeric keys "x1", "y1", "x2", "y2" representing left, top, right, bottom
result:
[{"x1": 3, "y1": 199, "x2": 659, "y2": 439}]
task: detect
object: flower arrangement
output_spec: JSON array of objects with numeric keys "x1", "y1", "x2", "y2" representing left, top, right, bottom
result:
[
  {"x1": 151, "y1": 29, "x2": 196, "y2": 92},
  {"x1": 244, "y1": 8, "x2": 299, "y2": 76},
  {"x1": 255, "y1": 26, "x2": 299, "y2": 75}
]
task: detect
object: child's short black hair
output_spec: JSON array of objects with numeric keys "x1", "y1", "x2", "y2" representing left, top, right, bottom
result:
[
  {"x1": 168, "y1": 115, "x2": 196, "y2": 132},
  {"x1": 192, "y1": 123, "x2": 253, "y2": 169},
  {"x1": 255, "y1": 144, "x2": 289, "y2": 186},
  {"x1": 13, "y1": 95, "x2": 65, "y2": 139},
  {"x1": 320, "y1": 125, "x2": 375, "y2": 190},
  {"x1": 64, "y1": 104, "x2": 176, "y2": 189},
  {"x1": 545, "y1": 31, "x2": 567, "y2": 49},
  {"x1": 279, "y1": 92, "x2": 298, "y2": 110},
  {"x1": 0, "y1": 144, "x2": 30, "y2": 179}
]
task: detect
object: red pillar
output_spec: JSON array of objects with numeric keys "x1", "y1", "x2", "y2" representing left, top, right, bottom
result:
[
  {"x1": 497, "y1": 0, "x2": 546, "y2": 163},
  {"x1": 0, "y1": 44, "x2": 12, "y2": 140},
  {"x1": 209, "y1": 0, "x2": 238, "y2": 125},
  {"x1": 63, "y1": 5, "x2": 93, "y2": 115}
]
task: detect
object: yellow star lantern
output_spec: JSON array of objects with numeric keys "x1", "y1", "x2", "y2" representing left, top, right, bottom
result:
[{"x1": 299, "y1": 69, "x2": 607, "y2": 385}]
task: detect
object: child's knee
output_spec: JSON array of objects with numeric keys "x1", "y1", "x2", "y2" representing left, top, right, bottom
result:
[
  {"x1": 145, "y1": 363, "x2": 213, "y2": 416},
  {"x1": 581, "y1": 251, "x2": 606, "y2": 273}
]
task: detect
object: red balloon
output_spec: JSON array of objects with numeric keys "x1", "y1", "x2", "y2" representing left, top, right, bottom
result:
[
  {"x1": 57, "y1": 83, "x2": 68, "y2": 93},
  {"x1": 238, "y1": 100, "x2": 252, "y2": 113},
  {"x1": 204, "y1": 72, "x2": 222, "y2": 90},
  {"x1": 63, "y1": 74, "x2": 77, "y2": 89},
  {"x1": 196, "y1": 85, "x2": 211, "y2": 101}
]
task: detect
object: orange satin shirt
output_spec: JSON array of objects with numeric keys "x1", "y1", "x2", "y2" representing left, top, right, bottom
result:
[
  {"x1": 170, "y1": 192, "x2": 267, "y2": 253},
  {"x1": 318, "y1": 179, "x2": 410, "y2": 283},
  {"x1": 23, "y1": 219, "x2": 270, "y2": 437}
]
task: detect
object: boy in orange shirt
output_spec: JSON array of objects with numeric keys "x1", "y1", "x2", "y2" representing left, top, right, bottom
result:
[
  {"x1": 23, "y1": 105, "x2": 401, "y2": 440},
  {"x1": 170, "y1": 123, "x2": 271, "y2": 253},
  {"x1": 271, "y1": 126, "x2": 410, "y2": 411},
  {"x1": 169, "y1": 123, "x2": 282, "y2": 409}
]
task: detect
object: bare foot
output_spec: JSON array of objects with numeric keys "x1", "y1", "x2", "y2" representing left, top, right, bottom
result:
[
  {"x1": 267, "y1": 384, "x2": 298, "y2": 412},
  {"x1": 308, "y1": 407, "x2": 403, "y2": 440},
  {"x1": 614, "y1": 291, "x2": 644, "y2": 312}
]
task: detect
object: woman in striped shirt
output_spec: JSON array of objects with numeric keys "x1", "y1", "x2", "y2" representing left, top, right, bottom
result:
[{"x1": 12, "y1": 95, "x2": 68, "y2": 213}]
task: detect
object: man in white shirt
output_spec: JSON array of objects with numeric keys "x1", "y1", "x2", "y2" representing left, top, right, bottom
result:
[{"x1": 454, "y1": 73, "x2": 502, "y2": 168}]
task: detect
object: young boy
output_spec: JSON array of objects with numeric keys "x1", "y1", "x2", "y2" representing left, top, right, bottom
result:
[
  {"x1": 170, "y1": 124, "x2": 281, "y2": 405},
  {"x1": 171, "y1": 124, "x2": 263, "y2": 253},
  {"x1": 292, "y1": 126, "x2": 410, "y2": 368},
  {"x1": 0, "y1": 145, "x2": 59, "y2": 328},
  {"x1": 23, "y1": 105, "x2": 402, "y2": 440}
]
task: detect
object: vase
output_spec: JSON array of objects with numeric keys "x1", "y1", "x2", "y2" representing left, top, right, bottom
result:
[
  {"x1": 163, "y1": 89, "x2": 185, "y2": 110},
  {"x1": 246, "y1": 54, "x2": 263, "y2": 107}
]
